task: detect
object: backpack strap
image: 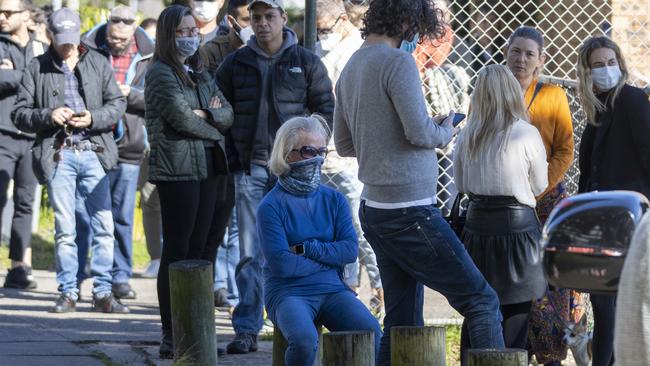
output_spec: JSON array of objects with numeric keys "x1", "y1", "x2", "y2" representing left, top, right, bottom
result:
[{"x1": 527, "y1": 82, "x2": 544, "y2": 111}]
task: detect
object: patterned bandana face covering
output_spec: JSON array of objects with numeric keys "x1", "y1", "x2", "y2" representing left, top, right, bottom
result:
[{"x1": 278, "y1": 156, "x2": 325, "y2": 195}]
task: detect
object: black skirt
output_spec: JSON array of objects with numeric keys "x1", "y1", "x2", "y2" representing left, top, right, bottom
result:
[{"x1": 461, "y1": 195, "x2": 546, "y2": 305}]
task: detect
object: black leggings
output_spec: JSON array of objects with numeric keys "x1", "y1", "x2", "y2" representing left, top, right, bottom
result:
[
  {"x1": 461, "y1": 301, "x2": 532, "y2": 365},
  {"x1": 156, "y1": 149, "x2": 222, "y2": 332},
  {"x1": 590, "y1": 294, "x2": 616, "y2": 366}
]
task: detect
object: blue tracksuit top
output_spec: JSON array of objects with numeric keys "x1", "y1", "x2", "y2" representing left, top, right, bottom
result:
[{"x1": 257, "y1": 183, "x2": 358, "y2": 311}]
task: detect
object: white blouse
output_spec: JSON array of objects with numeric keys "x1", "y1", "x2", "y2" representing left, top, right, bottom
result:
[{"x1": 453, "y1": 119, "x2": 548, "y2": 207}]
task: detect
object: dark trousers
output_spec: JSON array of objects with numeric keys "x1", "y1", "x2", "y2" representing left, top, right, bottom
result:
[
  {"x1": 359, "y1": 202, "x2": 504, "y2": 366},
  {"x1": 0, "y1": 132, "x2": 38, "y2": 262},
  {"x1": 591, "y1": 294, "x2": 616, "y2": 366},
  {"x1": 156, "y1": 149, "x2": 221, "y2": 332}
]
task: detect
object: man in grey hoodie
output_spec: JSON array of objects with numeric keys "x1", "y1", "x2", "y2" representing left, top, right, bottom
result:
[{"x1": 216, "y1": 0, "x2": 334, "y2": 354}]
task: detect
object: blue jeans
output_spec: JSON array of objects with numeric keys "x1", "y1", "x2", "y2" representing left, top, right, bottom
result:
[
  {"x1": 76, "y1": 163, "x2": 140, "y2": 284},
  {"x1": 271, "y1": 290, "x2": 382, "y2": 366},
  {"x1": 48, "y1": 150, "x2": 115, "y2": 301},
  {"x1": 232, "y1": 164, "x2": 267, "y2": 335},
  {"x1": 359, "y1": 202, "x2": 504, "y2": 366},
  {"x1": 215, "y1": 207, "x2": 240, "y2": 305}
]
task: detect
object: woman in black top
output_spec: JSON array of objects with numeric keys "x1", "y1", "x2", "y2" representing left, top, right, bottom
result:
[{"x1": 575, "y1": 36, "x2": 650, "y2": 366}]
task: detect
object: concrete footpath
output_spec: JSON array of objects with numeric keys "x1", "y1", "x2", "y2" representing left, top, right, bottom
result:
[{"x1": 0, "y1": 269, "x2": 461, "y2": 365}]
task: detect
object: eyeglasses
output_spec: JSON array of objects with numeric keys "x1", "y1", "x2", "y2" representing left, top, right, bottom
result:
[
  {"x1": 0, "y1": 9, "x2": 24, "y2": 18},
  {"x1": 291, "y1": 146, "x2": 328, "y2": 159},
  {"x1": 175, "y1": 26, "x2": 200, "y2": 37},
  {"x1": 317, "y1": 15, "x2": 342, "y2": 36},
  {"x1": 109, "y1": 16, "x2": 136, "y2": 25}
]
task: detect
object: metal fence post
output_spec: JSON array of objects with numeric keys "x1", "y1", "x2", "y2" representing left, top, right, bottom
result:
[{"x1": 304, "y1": 0, "x2": 317, "y2": 51}]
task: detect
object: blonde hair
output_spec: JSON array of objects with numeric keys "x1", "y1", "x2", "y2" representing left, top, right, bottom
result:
[
  {"x1": 458, "y1": 64, "x2": 528, "y2": 160},
  {"x1": 269, "y1": 114, "x2": 330, "y2": 176},
  {"x1": 576, "y1": 36, "x2": 629, "y2": 125}
]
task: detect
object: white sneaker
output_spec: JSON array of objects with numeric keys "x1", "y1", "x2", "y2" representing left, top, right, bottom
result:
[{"x1": 141, "y1": 259, "x2": 160, "y2": 278}]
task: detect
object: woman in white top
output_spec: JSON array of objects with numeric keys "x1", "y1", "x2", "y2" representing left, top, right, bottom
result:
[{"x1": 454, "y1": 64, "x2": 548, "y2": 352}]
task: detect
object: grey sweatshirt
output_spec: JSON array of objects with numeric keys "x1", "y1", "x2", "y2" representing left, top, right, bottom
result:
[
  {"x1": 247, "y1": 28, "x2": 298, "y2": 166},
  {"x1": 334, "y1": 43, "x2": 453, "y2": 203}
]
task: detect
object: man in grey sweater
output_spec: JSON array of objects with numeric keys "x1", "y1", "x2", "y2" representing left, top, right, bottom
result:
[{"x1": 334, "y1": 0, "x2": 505, "y2": 364}]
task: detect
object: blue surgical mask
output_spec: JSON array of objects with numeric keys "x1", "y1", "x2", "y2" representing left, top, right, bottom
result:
[
  {"x1": 176, "y1": 36, "x2": 200, "y2": 57},
  {"x1": 278, "y1": 156, "x2": 324, "y2": 195},
  {"x1": 399, "y1": 33, "x2": 419, "y2": 54},
  {"x1": 591, "y1": 65, "x2": 621, "y2": 91}
]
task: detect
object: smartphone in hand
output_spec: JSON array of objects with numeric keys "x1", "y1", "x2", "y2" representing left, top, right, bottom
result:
[
  {"x1": 71, "y1": 112, "x2": 85, "y2": 118},
  {"x1": 452, "y1": 113, "x2": 466, "y2": 127}
]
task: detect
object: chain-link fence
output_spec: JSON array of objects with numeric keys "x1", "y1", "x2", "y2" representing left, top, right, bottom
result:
[
  {"x1": 312, "y1": 0, "x2": 650, "y2": 338},
  {"x1": 315, "y1": 0, "x2": 650, "y2": 214}
]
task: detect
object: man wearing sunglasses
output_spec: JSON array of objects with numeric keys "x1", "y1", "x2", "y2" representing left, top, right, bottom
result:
[
  {"x1": 0, "y1": 0, "x2": 46, "y2": 290},
  {"x1": 79, "y1": 5, "x2": 154, "y2": 301},
  {"x1": 216, "y1": 0, "x2": 334, "y2": 355}
]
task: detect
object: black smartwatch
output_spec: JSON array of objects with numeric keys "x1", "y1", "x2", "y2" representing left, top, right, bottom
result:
[{"x1": 294, "y1": 244, "x2": 305, "y2": 256}]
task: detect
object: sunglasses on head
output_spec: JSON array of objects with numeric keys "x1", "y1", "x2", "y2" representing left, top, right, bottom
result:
[
  {"x1": 291, "y1": 146, "x2": 328, "y2": 159},
  {"x1": 109, "y1": 16, "x2": 136, "y2": 25}
]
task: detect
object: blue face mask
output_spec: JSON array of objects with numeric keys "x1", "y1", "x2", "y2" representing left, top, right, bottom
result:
[
  {"x1": 399, "y1": 33, "x2": 419, "y2": 54},
  {"x1": 175, "y1": 36, "x2": 200, "y2": 57},
  {"x1": 278, "y1": 156, "x2": 324, "y2": 195}
]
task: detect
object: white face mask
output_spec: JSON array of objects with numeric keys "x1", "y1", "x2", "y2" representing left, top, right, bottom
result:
[
  {"x1": 194, "y1": 1, "x2": 221, "y2": 23},
  {"x1": 318, "y1": 32, "x2": 342, "y2": 53},
  {"x1": 591, "y1": 65, "x2": 621, "y2": 91},
  {"x1": 238, "y1": 26, "x2": 254, "y2": 44}
]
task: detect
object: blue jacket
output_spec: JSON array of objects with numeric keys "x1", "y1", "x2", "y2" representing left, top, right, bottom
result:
[{"x1": 257, "y1": 183, "x2": 357, "y2": 310}]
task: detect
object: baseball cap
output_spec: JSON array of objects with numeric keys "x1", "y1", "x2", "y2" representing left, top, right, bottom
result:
[
  {"x1": 248, "y1": 0, "x2": 284, "y2": 11},
  {"x1": 48, "y1": 8, "x2": 81, "y2": 46}
]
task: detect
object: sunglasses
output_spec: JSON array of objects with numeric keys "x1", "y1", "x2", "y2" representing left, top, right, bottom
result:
[
  {"x1": 291, "y1": 146, "x2": 328, "y2": 159},
  {"x1": 0, "y1": 9, "x2": 24, "y2": 18},
  {"x1": 109, "y1": 16, "x2": 136, "y2": 25}
]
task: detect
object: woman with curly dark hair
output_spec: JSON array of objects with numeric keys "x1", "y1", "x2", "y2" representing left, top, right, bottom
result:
[{"x1": 334, "y1": 0, "x2": 505, "y2": 364}]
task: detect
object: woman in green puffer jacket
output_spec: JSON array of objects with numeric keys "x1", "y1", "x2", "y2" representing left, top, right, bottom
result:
[{"x1": 144, "y1": 5, "x2": 233, "y2": 358}]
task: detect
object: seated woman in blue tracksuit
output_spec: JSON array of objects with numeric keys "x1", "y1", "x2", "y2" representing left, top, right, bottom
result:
[{"x1": 257, "y1": 115, "x2": 382, "y2": 366}]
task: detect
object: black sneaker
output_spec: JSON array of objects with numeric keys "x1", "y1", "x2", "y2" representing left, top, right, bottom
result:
[
  {"x1": 214, "y1": 288, "x2": 229, "y2": 307},
  {"x1": 226, "y1": 333, "x2": 258, "y2": 354},
  {"x1": 50, "y1": 294, "x2": 76, "y2": 313},
  {"x1": 3, "y1": 266, "x2": 37, "y2": 289},
  {"x1": 112, "y1": 282, "x2": 137, "y2": 299},
  {"x1": 92, "y1": 293, "x2": 130, "y2": 313},
  {"x1": 159, "y1": 330, "x2": 173, "y2": 359}
]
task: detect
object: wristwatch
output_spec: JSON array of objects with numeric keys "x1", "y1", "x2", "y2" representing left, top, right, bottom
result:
[{"x1": 293, "y1": 244, "x2": 305, "y2": 256}]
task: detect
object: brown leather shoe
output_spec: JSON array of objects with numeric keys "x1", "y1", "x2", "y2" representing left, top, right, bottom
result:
[{"x1": 92, "y1": 293, "x2": 130, "y2": 313}]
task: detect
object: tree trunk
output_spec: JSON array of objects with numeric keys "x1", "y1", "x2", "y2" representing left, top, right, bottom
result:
[
  {"x1": 169, "y1": 260, "x2": 216, "y2": 366},
  {"x1": 391, "y1": 326, "x2": 446, "y2": 366},
  {"x1": 467, "y1": 348, "x2": 528, "y2": 366},
  {"x1": 322, "y1": 331, "x2": 375, "y2": 366}
]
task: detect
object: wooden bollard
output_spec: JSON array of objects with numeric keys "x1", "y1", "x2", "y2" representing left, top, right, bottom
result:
[
  {"x1": 272, "y1": 324, "x2": 323, "y2": 366},
  {"x1": 169, "y1": 260, "x2": 216, "y2": 365},
  {"x1": 391, "y1": 326, "x2": 446, "y2": 366},
  {"x1": 322, "y1": 331, "x2": 374, "y2": 366},
  {"x1": 467, "y1": 348, "x2": 527, "y2": 366}
]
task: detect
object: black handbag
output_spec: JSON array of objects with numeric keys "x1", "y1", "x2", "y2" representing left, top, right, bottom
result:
[{"x1": 445, "y1": 193, "x2": 467, "y2": 237}]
